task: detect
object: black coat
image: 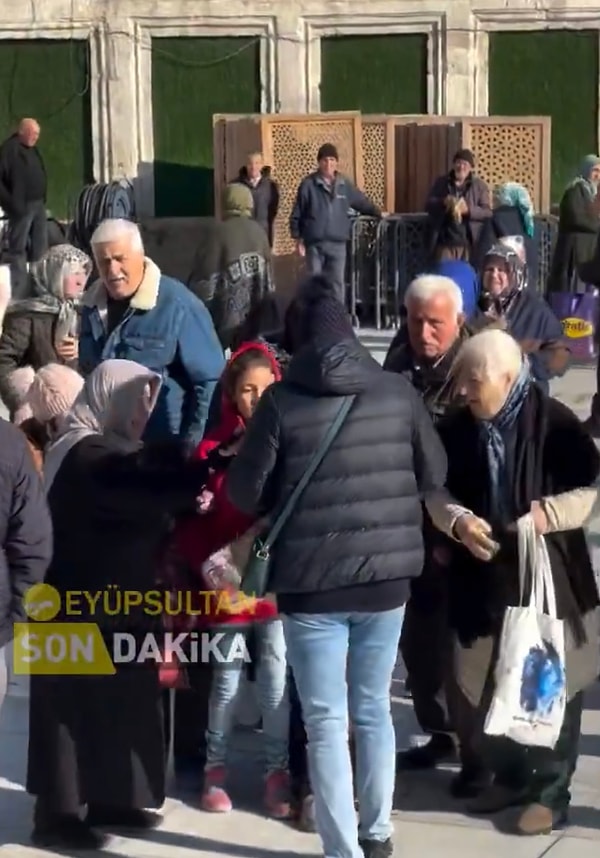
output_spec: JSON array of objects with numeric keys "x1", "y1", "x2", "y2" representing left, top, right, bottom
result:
[
  {"x1": 27, "y1": 434, "x2": 209, "y2": 810},
  {"x1": 0, "y1": 133, "x2": 47, "y2": 216},
  {"x1": 437, "y1": 385, "x2": 600, "y2": 647},
  {"x1": 226, "y1": 337, "x2": 448, "y2": 613},
  {"x1": 549, "y1": 182, "x2": 600, "y2": 291},
  {"x1": 0, "y1": 420, "x2": 52, "y2": 646},
  {"x1": 474, "y1": 205, "x2": 539, "y2": 289},
  {"x1": 0, "y1": 310, "x2": 62, "y2": 415},
  {"x1": 234, "y1": 166, "x2": 280, "y2": 246}
]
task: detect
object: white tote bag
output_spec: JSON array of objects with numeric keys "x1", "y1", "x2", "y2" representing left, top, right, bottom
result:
[{"x1": 484, "y1": 515, "x2": 567, "y2": 749}]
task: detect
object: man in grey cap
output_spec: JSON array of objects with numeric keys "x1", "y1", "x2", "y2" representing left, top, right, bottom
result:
[
  {"x1": 289, "y1": 143, "x2": 382, "y2": 305},
  {"x1": 425, "y1": 148, "x2": 491, "y2": 262}
]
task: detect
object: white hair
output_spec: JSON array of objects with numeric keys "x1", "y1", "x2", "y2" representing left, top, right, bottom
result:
[
  {"x1": 91, "y1": 219, "x2": 144, "y2": 253},
  {"x1": 452, "y1": 329, "x2": 523, "y2": 382},
  {"x1": 404, "y1": 274, "x2": 464, "y2": 316}
]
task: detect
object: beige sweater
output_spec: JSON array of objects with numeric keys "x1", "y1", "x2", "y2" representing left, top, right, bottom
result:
[{"x1": 425, "y1": 486, "x2": 599, "y2": 539}]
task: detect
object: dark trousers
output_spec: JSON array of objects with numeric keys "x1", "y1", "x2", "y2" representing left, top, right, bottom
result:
[
  {"x1": 305, "y1": 241, "x2": 347, "y2": 306},
  {"x1": 485, "y1": 693, "x2": 583, "y2": 810},
  {"x1": 163, "y1": 665, "x2": 212, "y2": 765},
  {"x1": 400, "y1": 590, "x2": 454, "y2": 737},
  {"x1": 8, "y1": 200, "x2": 48, "y2": 299}
]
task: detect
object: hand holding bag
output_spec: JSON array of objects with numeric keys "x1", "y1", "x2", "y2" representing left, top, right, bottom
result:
[
  {"x1": 484, "y1": 514, "x2": 567, "y2": 749},
  {"x1": 242, "y1": 395, "x2": 355, "y2": 598}
]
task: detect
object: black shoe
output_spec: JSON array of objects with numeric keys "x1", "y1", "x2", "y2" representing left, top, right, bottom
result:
[
  {"x1": 32, "y1": 814, "x2": 109, "y2": 850},
  {"x1": 396, "y1": 734, "x2": 455, "y2": 770},
  {"x1": 86, "y1": 805, "x2": 162, "y2": 830},
  {"x1": 449, "y1": 765, "x2": 492, "y2": 799},
  {"x1": 360, "y1": 837, "x2": 393, "y2": 858}
]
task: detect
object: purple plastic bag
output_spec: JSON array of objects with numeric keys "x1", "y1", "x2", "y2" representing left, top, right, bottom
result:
[{"x1": 549, "y1": 289, "x2": 600, "y2": 360}]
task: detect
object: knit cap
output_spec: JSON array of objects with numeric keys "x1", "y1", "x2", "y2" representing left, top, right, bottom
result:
[
  {"x1": 26, "y1": 364, "x2": 84, "y2": 423},
  {"x1": 283, "y1": 275, "x2": 355, "y2": 353}
]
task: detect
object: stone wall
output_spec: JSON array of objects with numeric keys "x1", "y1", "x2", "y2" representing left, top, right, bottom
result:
[{"x1": 1, "y1": 0, "x2": 599, "y2": 215}]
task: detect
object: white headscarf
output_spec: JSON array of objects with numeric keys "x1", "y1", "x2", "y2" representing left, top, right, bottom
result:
[{"x1": 43, "y1": 359, "x2": 161, "y2": 491}]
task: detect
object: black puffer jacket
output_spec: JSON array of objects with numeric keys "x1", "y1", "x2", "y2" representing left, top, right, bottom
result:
[{"x1": 226, "y1": 337, "x2": 448, "y2": 613}]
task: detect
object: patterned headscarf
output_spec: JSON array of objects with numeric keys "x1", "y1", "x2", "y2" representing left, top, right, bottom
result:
[
  {"x1": 494, "y1": 182, "x2": 535, "y2": 237},
  {"x1": 567, "y1": 154, "x2": 600, "y2": 200},
  {"x1": 6, "y1": 244, "x2": 92, "y2": 340}
]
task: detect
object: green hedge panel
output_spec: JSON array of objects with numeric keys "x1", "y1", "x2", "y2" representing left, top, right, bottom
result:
[
  {"x1": 152, "y1": 37, "x2": 261, "y2": 217},
  {"x1": 320, "y1": 35, "x2": 428, "y2": 114},
  {"x1": 488, "y1": 30, "x2": 599, "y2": 203},
  {"x1": 0, "y1": 39, "x2": 93, "y2": 220}
]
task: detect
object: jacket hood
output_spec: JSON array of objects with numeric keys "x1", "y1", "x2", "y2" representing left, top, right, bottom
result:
[
  {"x1": 238, "y1": 165, "x2": 272, "y2": 181},
  {"x1": 285, "y1": 338, "x2": 381, "y2": 396},
  {"x1": 213, "y1": 341, "x2": 282, "y2": 443}
]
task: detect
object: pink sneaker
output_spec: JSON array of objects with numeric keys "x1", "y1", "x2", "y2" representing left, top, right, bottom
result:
[
  {"x1": 200, "y1": 766, "x2": 233, "y2": 813},
  {"x1": 264, "y1": 769, "x2": 292, "y2": 819}
]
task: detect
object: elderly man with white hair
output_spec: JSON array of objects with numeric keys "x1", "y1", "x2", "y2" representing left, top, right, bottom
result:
[
  {"x1": 384, "y1": 275, "x2": 500, "y2": 778},
  {"x1": 79, "y1": 218, "x2": 225, "y2": 444},
  {"x1": 435, "y1": 328, "x2": 600, "y2": 835}
]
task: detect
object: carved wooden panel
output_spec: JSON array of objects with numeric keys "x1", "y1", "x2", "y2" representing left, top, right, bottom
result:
[
  {"x1": 261, "y1": 113, "x2": 362, "y2": 255},
  {"x1": 460, "y1": 117, "x2": 551, "y2": 213},
  {"x1": 361, "y1": 117, "x2": 394, "y2": 212}
]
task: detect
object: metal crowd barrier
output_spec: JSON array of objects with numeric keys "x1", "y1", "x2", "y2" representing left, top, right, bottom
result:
[{"x1": 346, "y1": 213, "x2": 559, "y2": 330}]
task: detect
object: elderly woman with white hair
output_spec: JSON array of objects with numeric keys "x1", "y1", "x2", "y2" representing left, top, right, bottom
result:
[
  {"x1": 429, "y1": 329, "x2": 600, "y2": 836},
  {"x1": 26, "y1": 359, "x2": 234, "y2": 851}
]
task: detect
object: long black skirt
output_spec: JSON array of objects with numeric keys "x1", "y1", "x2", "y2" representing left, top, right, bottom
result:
[{"x1": 27, "y1": 665, "x2": 165, "y2": 813}]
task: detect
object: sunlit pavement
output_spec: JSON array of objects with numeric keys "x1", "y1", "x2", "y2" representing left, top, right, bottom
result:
[{"x1": 0, "y1": 339, "x2": 599, "y2": 857}]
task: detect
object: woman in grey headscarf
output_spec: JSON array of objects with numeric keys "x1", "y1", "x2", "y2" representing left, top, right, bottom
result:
[
  {"x1": 27, "y1": 359, "x2": 235, "y2": 851},
  {"x1": 0, "y1": 243, "x2": 91, "y2": 417},
  {"x1": 549, "y1": 154, "x2": 600, "y2": 292}
]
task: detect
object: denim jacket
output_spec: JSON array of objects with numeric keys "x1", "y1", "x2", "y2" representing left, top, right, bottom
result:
[{"x1": 79, "y1": 260, "x2": 225, "y2": 444}]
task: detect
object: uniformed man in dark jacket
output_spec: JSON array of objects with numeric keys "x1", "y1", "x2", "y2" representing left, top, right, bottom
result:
[
  {"x1": 227, "y1": 275, "x2": 447, "y2": 858},
  {"x1": 289, "y1": 143, "x2": 382, "y2": 305},
  {"x1": 0, "y1": 118, "x2": 48, "y2": 299},
  {"x1": 234, "y1": 152, "x2": 279, "y2": 247},
  {"x1": 384, "y1": 273, "x2": 493, "y2": 795}
]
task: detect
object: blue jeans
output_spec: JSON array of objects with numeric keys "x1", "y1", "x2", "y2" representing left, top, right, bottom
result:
[
  {"x1": 283, "y1": 609, "x2": 403, "y2": 858},
  {"x1": 205, "y1": 621, "x2": 289, "y2": 773},
  {"x1": 305, "y1": 241, "x2": 347, "y2": 305}
]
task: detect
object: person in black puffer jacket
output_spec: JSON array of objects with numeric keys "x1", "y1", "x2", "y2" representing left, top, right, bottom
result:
[{"x1": 226, "y1": 275, "x2": 448, "y2": 858}]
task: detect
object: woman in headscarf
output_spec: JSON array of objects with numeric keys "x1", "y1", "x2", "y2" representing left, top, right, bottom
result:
[
  {"x1": 475, "y1": 242, "x2": 569, "y2": 392},
  {"x1": 0, "y1": 243, "x2": 91, "y2": 417},
  {"x1": 432, "y1": 329, "x2": 600, "y2": 836},
  {"x1": 475, "y1": 182, "x2": 538, "y2": 288},
  {"x1": 27, "y1": 359, "x2": 233, "y2": 851},
  {"x1": 549, "y1": 154, "x2": 600, "y2": 292}
]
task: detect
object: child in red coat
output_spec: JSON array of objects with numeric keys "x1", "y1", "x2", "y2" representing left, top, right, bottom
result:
[{"x1": 169, "y1": 342, "x2": 291, "y2": 818}]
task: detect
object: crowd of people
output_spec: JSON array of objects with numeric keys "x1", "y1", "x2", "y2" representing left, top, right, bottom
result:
[{"x1": 0, "y1": 139, "x2": 598, "y2": 858}]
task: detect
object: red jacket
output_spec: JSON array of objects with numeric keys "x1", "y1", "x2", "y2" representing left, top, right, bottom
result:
[{"x1": 172, "y1": 341, "x2": 281, "y2": 628}]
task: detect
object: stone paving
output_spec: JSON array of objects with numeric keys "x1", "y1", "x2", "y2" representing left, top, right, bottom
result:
[{"x1": 1, "y1": 340, "x2": 599, "y2": 857}]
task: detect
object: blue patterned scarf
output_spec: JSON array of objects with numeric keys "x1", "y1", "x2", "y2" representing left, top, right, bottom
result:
[{"x1": 478, "y1": 358, "x2": 531, "y2": 520}]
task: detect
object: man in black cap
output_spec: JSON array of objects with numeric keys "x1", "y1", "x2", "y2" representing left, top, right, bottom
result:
[
  {"x1": 425, "y1": 149, "x2": 491, "y2": 263},
  {"x1": 290, "y1": 143, "x2": 382, "y2": 305}
]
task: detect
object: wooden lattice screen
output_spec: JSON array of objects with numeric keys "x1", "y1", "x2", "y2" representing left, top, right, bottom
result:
[
  {"x1": 460, "y1": 117, "x2": 551, "y2": 214},
  {"x1": 361, "y1": 117, "x2": 395, "y2": 212}
]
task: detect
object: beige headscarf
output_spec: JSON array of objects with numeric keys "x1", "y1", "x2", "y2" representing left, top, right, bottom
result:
[{"x1": 43, "y1": 359, "x2": 161, "y2": 491}]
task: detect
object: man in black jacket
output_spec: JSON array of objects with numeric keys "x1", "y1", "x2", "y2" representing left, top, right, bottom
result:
[
  {"x1": 0, "y1": 418, "x2": 53, "y2": 708},
  {"x1": 384, "y1": 274, "x2": 499, "y2": 796},
  {"x1": 0, "y1": 118, "x2": 48, "y2": 299},
  {"x1": 227, "y1": 276, "x2": 447, "y2": 858},
  {"x1": 234, "y1": 152, "x2": 279, "y2": 247}
]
